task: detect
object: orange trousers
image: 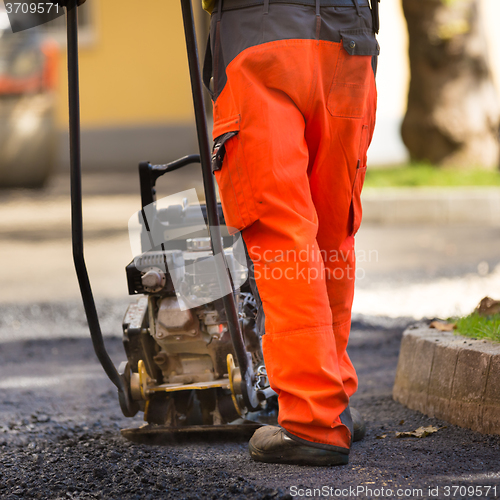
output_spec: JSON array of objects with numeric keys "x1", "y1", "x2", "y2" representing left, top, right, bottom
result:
[{"x1": 212, "y1": 8, "x2": 377, "y2": 452}]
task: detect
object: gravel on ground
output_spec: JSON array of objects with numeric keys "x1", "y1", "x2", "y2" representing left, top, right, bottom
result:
[{"x1": 1, "y1": 310, "x2": 499, "y2": 499}]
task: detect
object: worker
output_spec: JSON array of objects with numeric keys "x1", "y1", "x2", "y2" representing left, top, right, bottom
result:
[
  {"x1": 205, "y1": 0, "x2": 379, "y2": 465},
  {"x1": 58, "y1": 0, "x2": 379, "y2": 466}
]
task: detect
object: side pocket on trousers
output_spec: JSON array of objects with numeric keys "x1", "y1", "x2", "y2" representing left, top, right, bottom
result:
[
  {"x1": 327, "y1": 29, "x2": 379, "y2": 119},
  {"x1": 212, "y1": 115, "x2": 259, "y2": 234},
  {"x1": 350, "y1": 162, "x2": 366, "y2": 236},
  {"x1": 350, "y1": 124, "x2": 369, "y2": 236}
]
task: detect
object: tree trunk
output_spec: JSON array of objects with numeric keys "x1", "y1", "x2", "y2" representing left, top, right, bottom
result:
[{"x1": 401, "y1": 0, "x2": 500, "y2": 168}]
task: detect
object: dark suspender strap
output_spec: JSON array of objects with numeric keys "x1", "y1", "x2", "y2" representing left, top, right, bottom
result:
[
  {"x1": 202, "y1": 34, "x2": 214, "y2": 98},
  {"x1": 213, "y1": 0, "x2": 223, "y2": 95},
  {"x1": 371, "y1": 0, "x2": 379, "y2": 33},
  {"x1": 202, "y1": 0, "x2": 223, "y2": 98}
]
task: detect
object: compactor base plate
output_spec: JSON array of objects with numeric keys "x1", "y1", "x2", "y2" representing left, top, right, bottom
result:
[{"x1": 121, "y1": 422, "x2": 264, "y2": 445}]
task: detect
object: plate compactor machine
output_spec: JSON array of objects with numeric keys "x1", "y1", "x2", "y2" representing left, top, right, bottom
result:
[{"x1": 63, "y1": 0, "x2": 277, "y2": 442}]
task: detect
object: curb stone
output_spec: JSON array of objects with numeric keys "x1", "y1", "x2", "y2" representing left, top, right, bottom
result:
[
  {"x1": 393, "y1": 325, "x2": 500, "y2": 435},
  {"x1": 362, "y1": 188, "x2": 500, "y2": 225}
]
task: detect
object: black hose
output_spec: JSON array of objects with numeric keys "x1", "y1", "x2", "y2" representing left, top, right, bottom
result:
[{"x1": 66, "y1": 0, "x2": 125, "y2": 395}]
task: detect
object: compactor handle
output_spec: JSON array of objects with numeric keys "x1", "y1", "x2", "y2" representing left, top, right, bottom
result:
[
  {"x1": 180, "y1": 0, "x2": 260, "y2": 411},
  {"x1": 65, "y1": 0, "x2": 136, "y2": 415}
]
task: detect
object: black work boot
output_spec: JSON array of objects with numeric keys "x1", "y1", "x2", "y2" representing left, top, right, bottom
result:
[
  {"x1": 248, "y1": 426, "x2": 349, "y2": 466},
  {"x1": 351, "y1": 408, "x2": 366, "y2": 442}
]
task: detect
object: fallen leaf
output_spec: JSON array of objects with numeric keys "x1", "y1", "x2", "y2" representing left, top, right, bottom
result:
[
  {"x1": 475, "y1": 297, "x2": 500, "y2": 316},
  {"x1": 399, "y1": 420, "x2": 405, "y2": 425},
  {"x1": 375, "y1": 435, "x2": 387, "y2": 439},
  {"x1": 429, "y1": 320, "x2": 456, "y2": 332},
  {"x1": 396, "y1": 425, "x2": 441, "y2": 438}
]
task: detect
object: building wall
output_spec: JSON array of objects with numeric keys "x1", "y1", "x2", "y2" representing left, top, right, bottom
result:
[
  {"x1": 56, "y1": 0, "x2": 198, "y2": 128},
  {"x1": 55, "y1": 0, "x2": 206, "y2": 169}
]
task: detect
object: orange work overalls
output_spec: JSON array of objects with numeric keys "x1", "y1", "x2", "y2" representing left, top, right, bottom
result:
[{"x1": 208, "y1": 0, "x2": 378, "y2": 453}]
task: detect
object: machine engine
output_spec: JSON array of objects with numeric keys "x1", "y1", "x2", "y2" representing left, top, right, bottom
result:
[{"x1": 120, "y1": 201, "x2": 272, "y2": 427}]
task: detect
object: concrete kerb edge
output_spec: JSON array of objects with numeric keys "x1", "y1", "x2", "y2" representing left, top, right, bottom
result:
[
  {"x1": 393, "y1": 325, "x2": 500, "y2": 435},
  {"x1": 361, "y1": 188, "x2": 500, "y2": 225}
]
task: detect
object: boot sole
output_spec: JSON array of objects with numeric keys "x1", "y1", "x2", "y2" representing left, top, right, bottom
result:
[{"x1": 249, "y1": 442, "x2": 349, "y2": 466}]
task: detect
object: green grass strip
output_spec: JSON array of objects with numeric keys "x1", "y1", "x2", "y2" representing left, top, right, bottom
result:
[
  {"x1": 365, "y1": 163, "x2": 500, "y2": 188},
  {"x1": 454, "y1": 312, "x2": 500, "y2": 343}
]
